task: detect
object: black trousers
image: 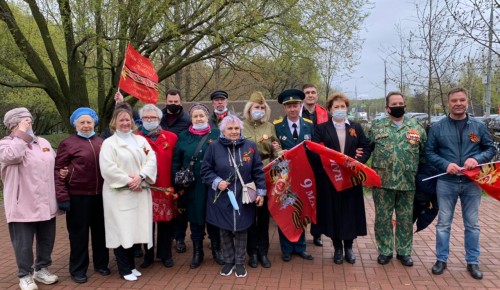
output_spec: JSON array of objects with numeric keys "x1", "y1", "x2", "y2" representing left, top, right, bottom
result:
[
  {"x1": 190, "y1": 222, "x2": 220, "y2": 242},
  {"x1": 143, "y1": 221, "x2": 174, "y2": 261},
  {"x1": 8, "y1": 218, "x2": 56, "y2": 277},
  {"x1": 310, "y1": 223, "x2": 321, "y2": 238},
  {"x1": 247, "y1": 196, "x2": 270, "y2": 256},
  {"x1": 113, "y1": 246, "x2": 135, "y2": 276},
  {"x1": 66, "y1": 194, "x2": 108, "y2": 276},
  {"x1": 173, "y1": 212, "x2": 188, "y2": 242}
]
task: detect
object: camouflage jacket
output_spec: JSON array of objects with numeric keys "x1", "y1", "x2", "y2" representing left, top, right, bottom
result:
[{"x1": 368, "y1": 117, "x2": 427, "y2": 191}]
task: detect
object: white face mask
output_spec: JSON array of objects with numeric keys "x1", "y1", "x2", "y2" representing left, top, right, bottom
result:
[
  {"x1": 26, "y1": 128, "x2": 35, "y2": 138},
  {"x1": 142, "y1": 121, "x2": 159, "y2": 131},
  {"x1": 251, "y1": 109, "x2": 265, "y2": 120},
  {"x1": 193, "y1": 122, "x2": 209, "y2": 130},
  {"x1": 214, "y1": 108, "x2": 228, "y2": 115},
  {"x1": 332, "y1": 109, "x2": 347, "y2": 120}
]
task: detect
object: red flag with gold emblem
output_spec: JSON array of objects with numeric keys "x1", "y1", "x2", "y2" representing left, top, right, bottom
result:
[
  {"x1": 263, "y1": 142, "x2": 316, "y2": 242},
  {"x1": 304, "y1": 140, "x2": 381, "y2": 191},
  {"x1": 461, "y1": 161, "x2": 500, "y2": 201},
  {"x1": 118, "y1": 43, "x2": 158, "y2": 104}
]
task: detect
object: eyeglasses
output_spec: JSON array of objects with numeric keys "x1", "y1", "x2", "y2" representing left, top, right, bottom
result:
[{"x1": 142, "y1": 116, "x2": 159, "y2": 121}]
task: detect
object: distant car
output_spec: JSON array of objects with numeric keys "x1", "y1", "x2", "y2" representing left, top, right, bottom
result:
[{"x1": 490, "y1": 115, "x2": 500, "y2": 138}]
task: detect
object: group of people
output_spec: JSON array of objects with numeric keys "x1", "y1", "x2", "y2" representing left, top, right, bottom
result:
[{"x1": 0, "y1": 85, "x2": 496, "y2": 290}]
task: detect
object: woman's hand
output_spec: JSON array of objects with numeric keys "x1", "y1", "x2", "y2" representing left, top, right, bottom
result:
[
  {"x1": 255, "y1": 195, "x2": 264, "y2": 207},
  {"x1": 355, "y1": 148, "x2": 363, "y2": 158},
  {"x1": 59, "y1": 166, "x2": 69, "y2": 179},
  {"x1": 128, "y1": 175, "x2": 143, "y2": 191},
  {"x1": 218, "y1": 180, "x2": 230, "y2": 191},
  {"x1": 16, "y1": 118, "x2": 32, "y2": 133}
]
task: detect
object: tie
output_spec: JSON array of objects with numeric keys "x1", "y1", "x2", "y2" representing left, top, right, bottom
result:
[{"x1": 292, "y1": 123, "x2": 298, "y2": 140}]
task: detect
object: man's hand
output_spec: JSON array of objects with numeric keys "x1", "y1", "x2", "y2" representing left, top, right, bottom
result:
[
  {"x1": 463, "y1": 158, "x2": 478, "y2": 170},
  {"x1": 446, "y1": 163, "x2": 463, "y2": 175}
]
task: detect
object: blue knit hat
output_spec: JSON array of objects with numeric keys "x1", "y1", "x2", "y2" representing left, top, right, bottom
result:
[{"x1": 70, "y1": 107, "x2": 99, "y2": 127}]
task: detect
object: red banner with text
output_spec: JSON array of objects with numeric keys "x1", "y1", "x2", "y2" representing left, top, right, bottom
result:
[
  {"x1": 118, "y1": 43, "x2": 158, "y2": 104},
  {"x1": 264, "y1": 143, "x2": 316, "y2": 242}
]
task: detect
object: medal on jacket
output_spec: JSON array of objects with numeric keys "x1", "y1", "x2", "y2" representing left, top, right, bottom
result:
[
  {"x1": 281, "y1": 135, "x2": 287, "y2": 141},
  {"x1": 469, "y1": 132, "x2": 480, "y2": 143},
  {"x1": 406, "y1": 129, "x2": 420, "y2": 145}
]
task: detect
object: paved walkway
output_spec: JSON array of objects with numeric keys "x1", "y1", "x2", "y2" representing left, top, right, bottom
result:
[{"x1": 1, "y1": 196, "x2": 499, "y2": 290}]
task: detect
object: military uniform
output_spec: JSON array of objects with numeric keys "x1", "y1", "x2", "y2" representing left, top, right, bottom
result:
[
  {"x1": 274, "y1": 89, "x2": 314, "y2": 259},
  {"x1": 368, "y1": 117, "x2": 426, "y2": 257}
]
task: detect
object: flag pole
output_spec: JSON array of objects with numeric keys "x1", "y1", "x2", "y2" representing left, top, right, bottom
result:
[{"x1": 422, "y1": 161, "x2": 499, "y2": 182}]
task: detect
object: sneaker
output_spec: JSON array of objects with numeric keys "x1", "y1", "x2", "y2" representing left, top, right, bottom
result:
[
  {"x1": 219, "y1": 263, "x2": 235, "y2": 276},
  {"x1": 131, "y1": 269, "x2": 142, "y2": 277},
  {"x1": 33, "y1": 268, "x2": 58, "y2": 285},
  {"x1": 234, "y1": 264, "x2": 247, "y2": 278},
  {"x1": 123, "y1": 273, "x2": 137, "y2": 281},
  {"x1": 19, "y1": 275, "x2": 38, "y2": 290}
]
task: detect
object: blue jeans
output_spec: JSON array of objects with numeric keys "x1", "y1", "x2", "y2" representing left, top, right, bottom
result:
[{"x1": 435, "y1": 180, "x2": 481, "y2": 264}]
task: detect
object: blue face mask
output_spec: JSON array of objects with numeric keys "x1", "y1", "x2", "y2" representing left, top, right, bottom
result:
[
  {"x1": 77, "y1": 131, "x2": 96, "y2": 139},
  {"x1": 193, "y1": 122, "x2": 209, "y2": 130},
  {"x1": 251, "y1": 109, "x2": 265, "y2": 121},
  {"x1": 332, "y1": 109, "x2": 347, "y2": 120},
  {"x1": 142, "y1": 121, "x2": 159, "y2": 131}
]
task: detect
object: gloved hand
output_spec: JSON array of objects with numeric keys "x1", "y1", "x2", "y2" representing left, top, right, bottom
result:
[{"x1": 58, "y1": 201, "x2": 70, "y2": 212}]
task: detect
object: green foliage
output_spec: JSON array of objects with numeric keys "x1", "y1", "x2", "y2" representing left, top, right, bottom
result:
[{"x1": 40, "y1": 133, "x2": 71, "y2": 150}]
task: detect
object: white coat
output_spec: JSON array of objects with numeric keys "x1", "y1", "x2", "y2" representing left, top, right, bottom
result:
[{"x1": 99, "y1": 133, "x2": 157, "y2": 249}]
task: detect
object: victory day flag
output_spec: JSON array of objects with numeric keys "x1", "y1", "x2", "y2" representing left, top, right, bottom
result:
[
  {"x1": 118, "y1": 43, "x2": 159, "y2": 104},
  {"x1": 263, "y1": 143, "x2": 316, "y2": 242},
  {"x1": 461, "y1": 161, "x2": 500, "y2": 201},
  {"x1": 304, "y1": 140, "x2": 381, "y2": 191}
]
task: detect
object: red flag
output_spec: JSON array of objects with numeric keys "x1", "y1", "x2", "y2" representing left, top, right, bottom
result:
[
  {"x1": 118, "y1": 43, "x2": 159, "y2": 104},
  {"x1": 304, "y1": 140, "x2": 381, "y2": 191},
  {"x1": 461, "y1": 161, "x2": 500, "y2": 201},
  {"x1": 263, "y1": 143, "x2": 316, "y2": 242}
]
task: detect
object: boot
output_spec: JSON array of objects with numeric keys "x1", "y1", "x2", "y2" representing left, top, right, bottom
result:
[
  {"x1": 211, "y1": 239, "x2": 225, "y2": 265},
  {"x1": 190, "y1": 240, "x2": 204, "y2": 269}
]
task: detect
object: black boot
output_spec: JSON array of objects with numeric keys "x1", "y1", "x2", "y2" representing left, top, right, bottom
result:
[
  {"x1": 211, "y1": 239, "x2": 225, "y2": 265},
  {"x1": 190, "y1": 240, "x2": 204, "y2": 269}
]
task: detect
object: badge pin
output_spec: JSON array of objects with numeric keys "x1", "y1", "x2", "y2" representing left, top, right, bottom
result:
[
  {"x1": 281, "y1": 135, "x2": 287, "y2": 141},
  {"x1": 304, "y1": 134, "x2": 310, "y2": 140}
]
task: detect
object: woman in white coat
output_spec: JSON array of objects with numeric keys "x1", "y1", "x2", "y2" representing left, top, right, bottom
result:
[{"x1": 99, "y1": 104, "x2": 157, "y2": 281}]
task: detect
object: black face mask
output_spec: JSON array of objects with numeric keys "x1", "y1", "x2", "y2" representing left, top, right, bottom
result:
[
  {"x1": 166, "y1": 104, "x2": 182, "y2": 114},
  {"x1": 388, "y1": 106, "x2": 405, "y2": 118}
]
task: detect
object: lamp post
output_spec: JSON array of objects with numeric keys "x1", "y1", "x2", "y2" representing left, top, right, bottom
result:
[{"x1": 354, "y1": 76, "x2": 364, "y2": 112}]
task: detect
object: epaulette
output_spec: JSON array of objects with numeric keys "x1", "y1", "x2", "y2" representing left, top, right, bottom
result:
[
  {"x1": 273, "y1": 117, "x2": 284, "y2": 125},
  {"x1": 303, "y1": 118, "x2": 313, "y2": 124}
]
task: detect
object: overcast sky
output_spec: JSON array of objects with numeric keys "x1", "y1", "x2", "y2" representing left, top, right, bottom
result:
[{"x1": 336, "y1": 0, "x2": 417, "y2": 100}]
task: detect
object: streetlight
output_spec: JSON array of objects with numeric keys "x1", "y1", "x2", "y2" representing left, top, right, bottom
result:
[{"x1": 354, "y1": 76, "x2": 364, "y2": 112}]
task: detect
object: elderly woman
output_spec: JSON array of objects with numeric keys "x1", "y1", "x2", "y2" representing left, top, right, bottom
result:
[
  {"x1": 242, "y1": 91, "x2": 280, "y2": 269},
  {"x1": 201, "y1": 115, "x2": 267, "y2": 278},
  {"x1": 172, "y1": 103, "x2": 222, "y2": 269},
  {"x1": 311, "y1": 92, "x2": 371, "y2": 264},
  {"x1": 55, "y1": 107, "x2": 109, "y2": 283},
  {"x1": 136, "y1": 104, "x2": 178, "y2": 269},
  {"x1": 99, "y1": 104, "x2": 157, "y2": 281},
  {"x1": 0, "y1": 107, "x2": 59, "y2": 290}
]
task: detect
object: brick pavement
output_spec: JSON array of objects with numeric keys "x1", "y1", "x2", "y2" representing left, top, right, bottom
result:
[{"x1": 1, "y1": 196, "x2": 499, "y2": 290}]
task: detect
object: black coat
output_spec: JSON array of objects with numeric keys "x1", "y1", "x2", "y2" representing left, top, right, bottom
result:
[{"x1": 311, "y1": 120, "x2": 371, "y2": 240}]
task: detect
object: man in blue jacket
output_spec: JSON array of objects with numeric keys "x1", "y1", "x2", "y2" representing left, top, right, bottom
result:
[{"x1": 425, "y1": 87, "x2": 496, "y2": 280}]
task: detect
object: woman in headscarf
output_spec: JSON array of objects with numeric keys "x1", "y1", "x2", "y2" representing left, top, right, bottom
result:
[
  {"x1": 0, "y1": 107, "x2": 59, "y2": 290},
  {"x1": 99, "y1": 104, "x2": 157, "y2": 281},
  {"x1": 172, "y1": 103, "x2": 222, "y2": 269},
  {"x1": 136, "y1": 104, "x2": 178, "y2": 269},
  {"x1": 201, "y1": 115, "x2": 267, "y2": 278},
  {"x1": 54, "y1": 107, "x2": 109, "y2": 283},
  {"x1": 242, "y1": 91, "x2": 280, "y2": 268}
]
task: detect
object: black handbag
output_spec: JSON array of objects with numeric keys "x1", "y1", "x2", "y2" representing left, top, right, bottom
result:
[{"x1": 175, "y1": 134, "x2": 210, "y2": 188}]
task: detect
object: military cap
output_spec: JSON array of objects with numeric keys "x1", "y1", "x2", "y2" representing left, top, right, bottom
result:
[
  {"x1": 210, "y1": 90, "x2": 229, "y2": 100},
  {"x1": 277, "y1": 89, "x2": 305, "y2": 104},
  {"x1": 249, "y1": 91, "x2": 266, "y2": 104}
]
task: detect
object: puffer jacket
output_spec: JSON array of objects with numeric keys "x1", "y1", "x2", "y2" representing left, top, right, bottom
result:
[
  {"x1": 55, "y1": 134, "x2": 104, "y2": 202},
  {"x1": 424, "y1": 114, "x2": 496, "y2": 182}
]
